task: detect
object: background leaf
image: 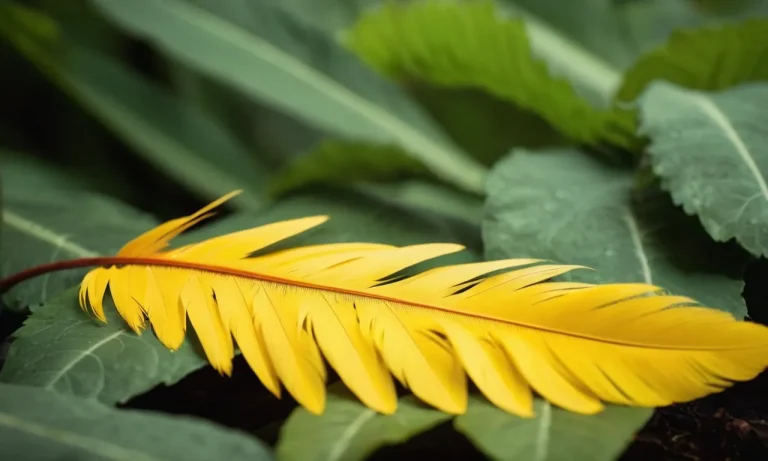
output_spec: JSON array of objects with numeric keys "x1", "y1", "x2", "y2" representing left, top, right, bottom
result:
[
  {"x1": 0, "y1": 287, "x2": 206, "y2": 405},
  {"x1": 638, "y1": 81, "x2": 768, "y2": 257},
  {"x1": 0, "y1": 152, "x2": 157, "y2": 311},
  {"x1": 483, "y1": 148, "x2": 749, "y2": 318},
  {"x1": 277, "y1": 384, "x2": 451, "y2": 461},
  {"x1": 0, "y1": 383, "x2": 273, "y2": 461},
  {"x1": 90, "y1": 0, "x2": 487, "y2": 194},
  {"x1": 407, "y1": 86, "x2": 566, "y2": 165},
  {"x1": 345, "y1": 0, "x2": 621, "y2": 145},
  {"x1": 455, "y1": 396, "x2": 653, "y2": 461},
  {"x1": 612, "y1": 18, "x2": 768, "y2": 137}
]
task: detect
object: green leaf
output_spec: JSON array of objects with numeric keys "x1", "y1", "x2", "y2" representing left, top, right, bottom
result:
[
  {"x1": 344, "y1": 0, "x2": 624, "y2": 145},
  {"x1": 268, "y1": 141, "x2": 427, "y2": 197},
  {"x1": 483, "y1": 148, "x2": 748, "y2": 318},
  {"x1": 277, "y1": 384, "x2": 451, "y2": 461},
  {"x1": 408, "y1": 86, "x2": 566, "y2": 165},
  {"x1": 613, "y1": 18, "x2": 768, "y2": 138},
  {"x1": 638, "y1": 81, "x2": 768, "y2": 257},
  {"x1": 0, "y1": 383, "x2": 273, "y2": 461},
  {"x1": 455, "y1": 396, "x2": 652, "y2": 461},
  {"x1": 90, "y1": 0, "x2": 487, "y2": 194},
  {"x1": 0, "y1": 153, "x2": 158, "y2": 311},
  {"x1": 0, "y1": 4, "x2": 267, "y2": 209},
  {"x1": 0, "y1": 287, "x2": 206, "y2": 405}
]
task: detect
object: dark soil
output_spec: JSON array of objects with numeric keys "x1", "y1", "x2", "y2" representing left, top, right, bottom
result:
[{"x1": 622, "y1": 370, "x2": 768, "y2": 461}]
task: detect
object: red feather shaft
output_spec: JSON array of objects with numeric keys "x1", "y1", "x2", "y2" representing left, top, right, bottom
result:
[{"x1": 0, "y1": 256, "x2": 453, "y2": 313}]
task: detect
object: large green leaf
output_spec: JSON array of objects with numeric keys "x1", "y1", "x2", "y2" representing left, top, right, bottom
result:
[
  {"x1": 482, "y1": 148, "x2": 748, "y2": 318},
  {"x1": 0, "y1": 287, "x2": 206, "y2": 405},
  {"x1": 455, "y1": 396, "x2": 652, "y2": 461},
  {"x1": 90, "y1": 0, "x2": 487, "y2": 194},
  {"x1": 408, "y1": 86, "x2": 566, "y2": 165},
  {"x1": 0, "y1": 153, "x2": 157, "y2": 311},
  {"x1": 0, "y1": 383, "x2": 272, "y2": 461},
  {"x1": 277, "y1": 384, "x2": 451, "y2": 461},
  {"x1": 0, "y1": 4, "x2": 267, "y2": 209},
  {"x1": 612, "y1": 18, "x2": 768, "y2": 138},
  {"x1": 638, "y1": 81, "x2": 768, "y2": 257},
  {"x1": 345, "y1": 0, "x2": 623, "y2": 145}
]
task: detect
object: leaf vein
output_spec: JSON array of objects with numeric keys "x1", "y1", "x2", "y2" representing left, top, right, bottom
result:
[
  {"x1": 2, "y1": 211, "x2": 98, "y2": 258},
  {"x1": 327, "y1": 408, "x2": 376, "y2": 461},
  {"x1": 694, "y1": 94, "x2": 768, "y2": 201},
  {"x1": 623, "y1": 210, "x2": 652, "y2": 285},
  {"x1": 43, "y1": 330, "x2": 126, "y2": 391},
  {"x1": 534, "y1": 401, "x2": 552, "y2": 461}
]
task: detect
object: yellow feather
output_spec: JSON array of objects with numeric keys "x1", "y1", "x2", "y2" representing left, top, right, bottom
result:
[{"x1": 77, "y1": 191, "x2": 768, "y2": 417}]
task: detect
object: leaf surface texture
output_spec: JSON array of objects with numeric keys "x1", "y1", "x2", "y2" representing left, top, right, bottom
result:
[
  {"x1": 483, "y1": 148, "x2": 749, "y2": 318},
  {"x1": 639, "y1": 81, "x2": 768, "y2": 257},
  {"x1": 345, "y1": 0, "x2": 621, "y2": 145}
]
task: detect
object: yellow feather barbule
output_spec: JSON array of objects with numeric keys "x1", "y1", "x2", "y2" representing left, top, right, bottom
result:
[{"x1": 78, "y1": 190, "x2": 768, "y2": 417}]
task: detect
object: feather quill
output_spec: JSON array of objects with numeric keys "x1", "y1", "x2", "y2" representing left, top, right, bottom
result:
[{"x1": 72, "y1": 191, "x2": 768, "y2": 416}]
